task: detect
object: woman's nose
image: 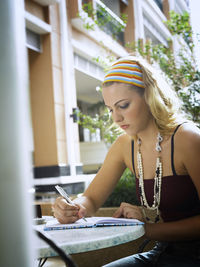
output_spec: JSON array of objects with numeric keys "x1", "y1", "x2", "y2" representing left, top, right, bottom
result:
[{"x1": 112, "y1": 110, "x2": 123, "y2": 123}]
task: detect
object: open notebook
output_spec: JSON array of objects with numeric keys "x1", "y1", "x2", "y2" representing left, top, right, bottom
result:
[{"x1": 44, "y1": 217, "x2": 144, "y2": 231}]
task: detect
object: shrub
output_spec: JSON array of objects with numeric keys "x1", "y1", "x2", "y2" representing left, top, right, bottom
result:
[{"x1": 103, "y1": 168, "x2": 139, "y2": 207}]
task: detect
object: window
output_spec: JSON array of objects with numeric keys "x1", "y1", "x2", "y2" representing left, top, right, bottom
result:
[{"x1": 26, "y1": 29, "x2": 42, "y2": 52}]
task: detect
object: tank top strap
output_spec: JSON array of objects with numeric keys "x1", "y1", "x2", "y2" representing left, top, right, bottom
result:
[
  {"x1": 132, "y1": 122, "x2": 187, "y2": 177},
  {"x1": 131, "y1": 140, "x2": 136, "y2": 176},
  {"x1": 171, "y1": 122, "x2": 187, "y2": 176}
]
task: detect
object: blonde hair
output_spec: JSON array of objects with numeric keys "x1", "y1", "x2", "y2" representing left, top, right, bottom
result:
[{"x1": 103, "y1": 56, "x2": 186, "y2": 135}]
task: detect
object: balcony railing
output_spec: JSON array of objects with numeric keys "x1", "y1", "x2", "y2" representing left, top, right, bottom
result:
[{"x1": 95, "y1": 0, "x2": 126, "y2": 45}]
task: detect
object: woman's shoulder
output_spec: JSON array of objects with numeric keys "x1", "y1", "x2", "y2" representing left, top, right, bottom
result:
[
  {"x1": 115, "y1": 133, "x2": 132, "y2": 145},
  {"x1": 175, "y1": 122, "x2": 200, "y2": 150},
  {"x1": 112, "y1": 134, "x2": 133, "y2": 167},
  {"x1": 110, "y1": 134, "x2": 132, "y2": 155},
  {"x1": 105, "y1": 134, "x2": 132, "y2": 165},
  {"x1": 176, "y1": 122, "x2": 200, "y2": 137}
]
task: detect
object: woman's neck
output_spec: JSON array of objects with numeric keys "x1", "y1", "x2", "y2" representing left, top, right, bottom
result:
[{"x1": 136, "y1": 121, "x2": 159, "y2": 147}]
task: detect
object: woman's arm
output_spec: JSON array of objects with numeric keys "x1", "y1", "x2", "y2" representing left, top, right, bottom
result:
[
  {"x1": 145, "y1": 215, "x2": 200, "y2": 241},
  {"x1": 53, "y1": 135, "x2": 127, "y2": 223},
  {"x1": 76, "y1": 134, "x2": 128, "y2": 216},
  {"x1": 113, "y1": 202, "x2": 200, "y2": 241}
]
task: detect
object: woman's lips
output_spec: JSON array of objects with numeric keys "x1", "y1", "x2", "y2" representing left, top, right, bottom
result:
[{"x1": 120, "y1": 125, "x2": 129, "y2": 130}]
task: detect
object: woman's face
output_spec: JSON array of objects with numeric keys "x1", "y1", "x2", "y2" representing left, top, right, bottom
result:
[{"x1": 102, "y1": 83, "x2": 153, "y2": 136}]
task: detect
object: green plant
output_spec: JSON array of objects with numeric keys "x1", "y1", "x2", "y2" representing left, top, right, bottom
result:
[
  {"x1": 77, "y1": 106, "x2": 122, "y2": 146},
  {"x1": 103, "y1": 168, "x2": 139, "y2": 207},
  {"x1": 79, "y1": 2, "x2": 127, "y2": 41},
  {"x1": 164, "y1": 10, "x2": 193, "y2": 50}
]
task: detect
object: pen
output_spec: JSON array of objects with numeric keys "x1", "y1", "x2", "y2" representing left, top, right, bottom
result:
[{"x1": 55, "y1": 185, "x2": 87, "y2": 222}]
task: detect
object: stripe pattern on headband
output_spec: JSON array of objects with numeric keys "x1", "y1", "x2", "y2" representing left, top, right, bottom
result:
[{"x1": 103, "y1": 60, "x2": 145, "y2": 88}]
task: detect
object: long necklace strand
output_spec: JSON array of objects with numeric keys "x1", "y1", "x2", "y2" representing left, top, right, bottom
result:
[{"x1": 137, "y1": 133, "x2": 163, "y2": 223}]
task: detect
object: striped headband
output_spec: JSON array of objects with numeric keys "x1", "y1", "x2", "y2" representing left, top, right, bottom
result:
[{"x1": 103, "y1": 60, "x2": 145, "y2": 88}]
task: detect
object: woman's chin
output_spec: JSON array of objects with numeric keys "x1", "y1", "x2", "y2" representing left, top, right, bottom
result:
[{"x1": 124, "y1": 128, "x2": 136, "y2": 136}]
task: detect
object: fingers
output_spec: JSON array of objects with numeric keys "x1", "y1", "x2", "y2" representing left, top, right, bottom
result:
[
  {"x1": 124, "y1": 208, "x2": 141, "y2": 220},
  {"x1": 124, "y1": 206, "x2": 144, "y2": 221},
  {"x1": 113, "y1": 206, "x2": 123, "y2": 218},
  {"x1": 113, "y1": 202, "x2": 129, "y2": 217},
  {"x1": 52, "y1": 197, "x2": 80, "y2": 224},
  {"x1": 113, "y1": 202, "x2": 144, "y2": 221},
  {"x1": 77, "y1": 206, "x2": 87, "y2": 220}
]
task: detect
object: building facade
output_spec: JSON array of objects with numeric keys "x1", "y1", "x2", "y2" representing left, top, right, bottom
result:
[{"x1": 25, "y1": 0, "x2": 189, "y2": 196}]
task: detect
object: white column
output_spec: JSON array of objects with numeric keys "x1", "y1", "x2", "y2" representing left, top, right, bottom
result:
[
  {"x1": 190, "y1": 0, "x2": 200, "y2": 70},
  {"x1": 59, "y1": 0, "x2": 81, "y2": 176},
  {"x1": 0, "y1": 0, "x2": 35, "y2": 267},
  {"x1": 134, "y1": 0, "x2": 145, "y2": 40}
]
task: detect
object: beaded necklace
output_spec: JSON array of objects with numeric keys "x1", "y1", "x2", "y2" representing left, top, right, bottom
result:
[{"x1": 137, "y1": 133, "x2": 163, "y2": 223}]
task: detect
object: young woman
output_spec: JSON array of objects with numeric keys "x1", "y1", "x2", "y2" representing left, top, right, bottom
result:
[{"x1": 53, "y1": 56, "x2": 200, "y2": 266}]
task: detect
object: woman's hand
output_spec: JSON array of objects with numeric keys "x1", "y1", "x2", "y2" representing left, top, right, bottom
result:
[
  {"x1": 52, "y1": 197, "x2": 87, "y2": 224},
  {"x1": 113, "y1": 202, "x2": 144, "y2": 222}
]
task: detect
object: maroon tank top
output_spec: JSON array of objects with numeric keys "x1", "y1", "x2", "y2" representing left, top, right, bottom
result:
[{"x1": 131, "y1": 124, "x2": 200, "y2": 222}]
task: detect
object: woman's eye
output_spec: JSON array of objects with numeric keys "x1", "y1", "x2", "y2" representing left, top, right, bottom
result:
[{"x1": 119, "y1": 103, "x2": 129, "y2": 109}]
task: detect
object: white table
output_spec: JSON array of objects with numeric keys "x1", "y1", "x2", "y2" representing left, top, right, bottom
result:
[{"x1": 34, "y1": 217, "x2": 145, "y2": 259}]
